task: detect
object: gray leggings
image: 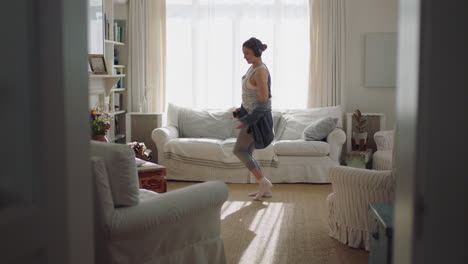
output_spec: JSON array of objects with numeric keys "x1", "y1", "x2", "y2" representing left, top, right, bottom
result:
[{"x1": 233, "y1": 126, "x2": 261, "y2": 171}]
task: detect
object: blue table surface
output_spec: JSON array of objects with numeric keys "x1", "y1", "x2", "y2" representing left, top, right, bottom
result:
[{"x1": 370, "y1": 203, "x2": 394, "y2": 229}]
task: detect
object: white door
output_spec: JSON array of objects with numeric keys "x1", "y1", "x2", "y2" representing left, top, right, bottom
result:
[{"x1": 0, "y1": 1, "x2": 93, "y2": 263}]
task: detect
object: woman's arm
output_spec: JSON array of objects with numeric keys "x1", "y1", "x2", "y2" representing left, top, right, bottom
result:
[{"x1": 251, "y1": 68, "x2": 269, "y2": 102}]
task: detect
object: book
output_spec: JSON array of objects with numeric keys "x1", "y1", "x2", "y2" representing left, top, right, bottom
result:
[{"x1": 114, "y1": 93, "x2": 121, "y2": 110}]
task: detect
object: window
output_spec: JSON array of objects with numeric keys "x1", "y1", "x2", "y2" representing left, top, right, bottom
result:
[{"x1": 166, "y1": 0, "x2": 310, "y2": 109}]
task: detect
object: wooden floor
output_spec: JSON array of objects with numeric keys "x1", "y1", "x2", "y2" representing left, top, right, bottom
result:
[{"x1": 168, "y1": 181, "x2": 368, "y2": 264}]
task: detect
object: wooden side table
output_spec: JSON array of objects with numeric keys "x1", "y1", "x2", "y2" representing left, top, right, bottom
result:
[
  {"x1": 136, "y1": 159, "x2": 167, "y2": 193},
  {"x1": 346, "y1": 149, "x2": 373, "y2": 169}
]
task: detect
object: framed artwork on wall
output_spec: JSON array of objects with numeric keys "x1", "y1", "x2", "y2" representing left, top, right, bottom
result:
[
  {"x1": 88, "y1": 54, "x2": 107, "y2": 74},
  {"x1": 364, "y1": 32, "x2": 397, "y2": 88}
]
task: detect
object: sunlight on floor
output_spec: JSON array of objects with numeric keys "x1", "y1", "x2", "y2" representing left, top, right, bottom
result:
[{"x1": 222, "y1": 201, "x2": 287, "y2": 264}]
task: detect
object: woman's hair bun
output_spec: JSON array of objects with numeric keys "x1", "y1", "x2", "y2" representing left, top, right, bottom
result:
[{"x1": 261, "y1": 44, "x2": 268, "y2": 51}]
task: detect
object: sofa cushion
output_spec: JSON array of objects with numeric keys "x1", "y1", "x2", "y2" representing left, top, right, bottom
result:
[
  {"x1": 274, "y1": 140, "x2": 330, "y2": 156},
  {"x1": 277, "y1": 106, "x2": 342, "y2": 140},
  {"x1": 303, "y1": 117, "x2": 338, "y2": 141},
  {"x1": 174, "y1": 105, "x2": 237, "y2": 139},
  {"x1": 164, "y1": 137, "x2": 277, "y2": 167},
  {"x1": 90, "y1": 141, "x2": 140, "y2": 207}
]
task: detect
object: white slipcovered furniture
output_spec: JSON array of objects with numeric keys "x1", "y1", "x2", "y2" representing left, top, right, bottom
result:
[
  {"x1": 373, "y1": 130, "x2": 394, "y2": 170},
  {"x1": 90, "y1": 141, "x2": 228, "y2": 264},
  {"x1": 152, "y1": 104, "x2": 346, "y2": 183},
  {"x1": 326, "y1": 130, "x2": 396, "y2": 250}
]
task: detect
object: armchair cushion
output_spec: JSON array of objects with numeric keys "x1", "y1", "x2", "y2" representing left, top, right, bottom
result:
[
  {"x1": 303, "y1": 117, "x2": 338, "y2": 141},
  {"x1": 90, "y1": 141, "x2": 140, "y2": 207}
]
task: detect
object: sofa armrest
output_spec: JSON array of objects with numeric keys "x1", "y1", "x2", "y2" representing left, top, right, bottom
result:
[
  {"x1": 111, "y1": 181, "x2": 228, "y2": 236},
  {"x1": 374, "y1": 130, "x2": 394, "y2": 151},
  {"x1": 326, "y1": 128, "x2": 346, "y2": 162},
  {"x1": 152, "y1": 126, "x2": 179, "y2": 164}
]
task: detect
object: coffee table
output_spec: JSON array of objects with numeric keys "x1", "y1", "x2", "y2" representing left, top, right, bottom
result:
[{"x1": 136, "y1": 159, "x2": 167, "y2": 193}]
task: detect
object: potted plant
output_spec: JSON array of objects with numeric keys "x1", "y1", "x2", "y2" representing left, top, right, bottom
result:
[
  {"x1": 352, "y1": 109, "x2": 368, "y2": 150},
  {"x1": 90, "y1": 108, "x2": 113, "y2": 142}
]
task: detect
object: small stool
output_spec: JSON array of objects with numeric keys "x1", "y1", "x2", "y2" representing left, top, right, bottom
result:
[
  {"x1": 136, "y1": 159, "x2": 167, "y2": 193},
  {"x1": 346, "y1": 149, "x2": 373, "y2": 169}
]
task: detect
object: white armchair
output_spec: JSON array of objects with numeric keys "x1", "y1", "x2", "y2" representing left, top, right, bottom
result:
[
  {"x1": 326, "y1": 166, "x2": 395, "y2": 250},
  {"x1": 90, "y1": 142, "x2": 228, "y2": 264},
  {"x1": 373, "y1": 130, "x2": 394, "y2": 170},
  {"x1": 327, "y1": 129, "x2": 396, "y2": 250}
]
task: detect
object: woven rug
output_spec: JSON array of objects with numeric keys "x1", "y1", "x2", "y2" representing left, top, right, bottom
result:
[{"x1": 167, "y1": 181, "x2": 368, "y2": 264}]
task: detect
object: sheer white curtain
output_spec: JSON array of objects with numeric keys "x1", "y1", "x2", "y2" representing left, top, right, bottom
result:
[
  {"x1": 166, "y1": 0, "x2": 310, "y2": 109},
  {"x1": 128, "y1": 0, "x2": 166, "y2": 113},
  {"x1": 308, "y1": 0, "x2": 346, "y2": 107}
]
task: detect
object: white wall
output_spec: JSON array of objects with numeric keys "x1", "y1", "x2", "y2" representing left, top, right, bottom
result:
[
  {"x1": 343, "y1": 0, "x2": 399, "y2": 129},
  {"x1": 114, "y1": 3, "x2": 128, "y2": 20}
]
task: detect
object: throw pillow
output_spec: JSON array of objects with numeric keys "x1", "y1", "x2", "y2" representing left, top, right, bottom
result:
[
  {"x1": 303, "y1": 117, "x2": 338, "y2": 141},
  {"x1": 178, "y1": 106, "x2": 237, "y2": 139},
  {"x1": 90, "y1": 141, "x2": 140, "y2": 207},
  {"x1": 277, "y1": 105, "x2": 343, "y2": 140}
]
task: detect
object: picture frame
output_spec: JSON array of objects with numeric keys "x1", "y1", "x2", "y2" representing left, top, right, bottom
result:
[
  {"x1": 88, "y1": 54, "x2": 108, "y2": 74},
  {"x1": 364, "y1": 32, "x2": 397, "y2": 88}
]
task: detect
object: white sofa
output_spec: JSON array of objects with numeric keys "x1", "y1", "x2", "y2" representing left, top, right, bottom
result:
[
  {"x1": 152, "y1": 104, "x2": 346, "y2": 183},
  {"x1": 90, "y1": 141, "x2": 228, "y2": 264}
]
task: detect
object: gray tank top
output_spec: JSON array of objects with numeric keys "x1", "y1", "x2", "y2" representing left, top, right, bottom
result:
[{"x1": 241, "y1": 64, "x2": 271, "y2": 113}]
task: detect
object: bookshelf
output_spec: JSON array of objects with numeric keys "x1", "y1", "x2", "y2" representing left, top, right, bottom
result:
[{"x1": 89, "y1": 0, "x2": 130, "y2": 143}]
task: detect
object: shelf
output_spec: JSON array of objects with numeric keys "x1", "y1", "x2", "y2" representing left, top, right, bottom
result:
[
  {"x1": 89, "y1": 74, "x2": 123, "y2": 95},
  {"x1": 111, "y1": 88, "x2": 126, "y2": 92},
  {"x1": 105, "y1": 39, "x2": 125, "y2": 46},
  {"x1": 113, "y1": 134, "x2": 126, "y2": 142},
  {"x1": 112, "y1": 110, "x2": 126, "y2": 115},
  {"x1": 113, "y1": 65, "x2": 125, "y2": 68},
  {"x1": 89, "y1": 74, "x2": 125, "y2": 78},
  {"x1": 109, "y1": 134, "x2": 126, "y2": 143}
]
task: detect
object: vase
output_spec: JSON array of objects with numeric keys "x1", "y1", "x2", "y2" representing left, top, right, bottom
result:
[
  {"x1": 92, "y1": 134, "x2": 108, "y2": 143},
  {"x1": 352, "y1": 132, "x2": 368, "y2": 151}
]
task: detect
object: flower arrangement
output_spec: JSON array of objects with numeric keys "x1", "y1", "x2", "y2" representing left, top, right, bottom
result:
[
  {"x1": 352, "y1": 109, "x2": 368, "y2": 133},
  {"x1": 90, "y1": 108, "x2": 113, "y2": 136}
]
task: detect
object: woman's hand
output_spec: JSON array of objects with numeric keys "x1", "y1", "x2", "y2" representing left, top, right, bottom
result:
[
  {"x1": 235, "y1": 123, "x2": 245, "y2": 129},
  {"x1": 231, "y1": 107, "x2": 244, "y2": 128},
  {"x1": 230, "y1": 108, "x2": 241, "y2": 120}
]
